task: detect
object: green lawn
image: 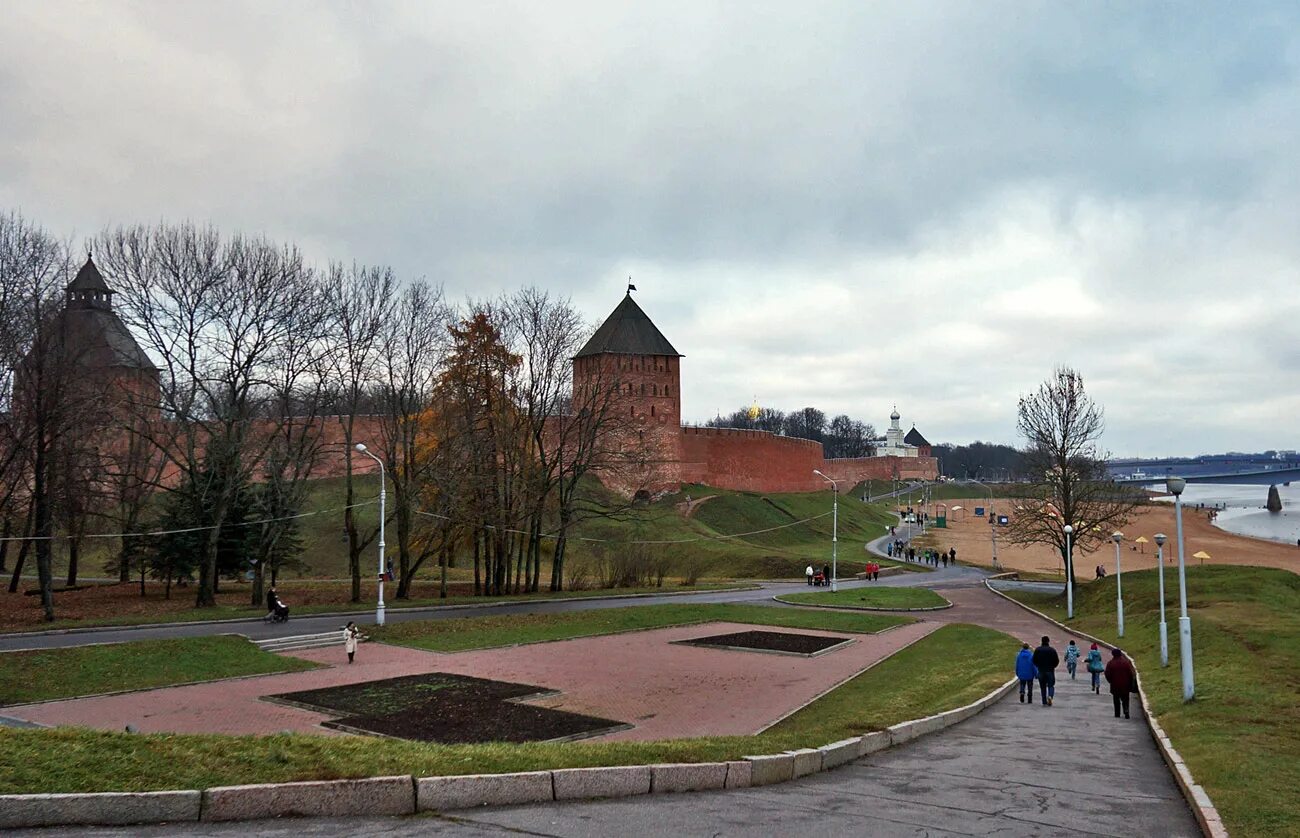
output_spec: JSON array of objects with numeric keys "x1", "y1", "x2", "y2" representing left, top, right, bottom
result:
[
  {"x1": 372, "y1": 602, "x2": 909, "y2": 652},
  {"x1": 1001, "y1": 565, "x2": 1300, "y2": 838},
  {"x1": 777, "y1": 587, "x2": 950, "y2": 610},
  {"x1": 0, "y1": 623, "x2": 1011, "y2": 794},
  {"x1": 0, "y1": 636, "x2": 318, "y2": 706}
]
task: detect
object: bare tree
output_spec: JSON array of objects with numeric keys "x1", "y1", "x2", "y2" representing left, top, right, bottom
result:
[
  {"x1": 98, "y1": 224, "x2": 318, "y2": 607},
  {"x1": 1004, "y1": 366, "x2": 1142, "y2": 583},
  {"x1": 374, "y1": 280, "x2": 447, "y2": 598},
  {"x1": 0, "y1": 210, "x2": 90, "y2": 620},
  {"x1": 323, "y1": 263, "x2": 393, "y2": 602}
]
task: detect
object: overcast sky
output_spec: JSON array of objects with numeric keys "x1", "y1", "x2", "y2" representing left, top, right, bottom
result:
[{"x1": 3, "y1": 2, "x2": 1298, "y2": 457}]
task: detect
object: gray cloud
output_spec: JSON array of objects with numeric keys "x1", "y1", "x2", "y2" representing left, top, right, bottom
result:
[{"x1": 2, "y1": 1, "x2": 1298, "y2": 455}]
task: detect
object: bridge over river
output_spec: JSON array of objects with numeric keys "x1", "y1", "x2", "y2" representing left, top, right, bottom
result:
[{"x1": 1116, "y1": 466, "x2": 1300, "y2": 486}]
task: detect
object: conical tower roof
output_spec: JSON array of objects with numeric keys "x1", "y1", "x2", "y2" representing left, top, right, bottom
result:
[
  {"x1": 67, "y1": 255, "x2": 113, "y2": 294},
  {"x1": 576, "y1": 292, "x2": 682, "y2": 358}
]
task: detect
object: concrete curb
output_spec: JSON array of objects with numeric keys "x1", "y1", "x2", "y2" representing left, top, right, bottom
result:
[
  {"x1": 771, "y1": 594, "x2": 953, "y2": 612},
  {"x1": 982, "y1": 579, "x2": 1225, "y2": 837},
  {"x1": 0, "y1": 640, "x2": 1016, "y2": 828},
  {"x1": 201, "y1": 775, "x2": 416, "y2": 822},
  {"x1": 0, "y1": 586, "x2": 762, "y2": 642},
  {"x1": 0, "y1": 791, "x2": 200, "y2": 829}
]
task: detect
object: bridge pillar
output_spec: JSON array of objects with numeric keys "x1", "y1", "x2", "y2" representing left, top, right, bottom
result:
[{"x1": 1267, "y1": 485, "x2": 1283, "y2": 512}]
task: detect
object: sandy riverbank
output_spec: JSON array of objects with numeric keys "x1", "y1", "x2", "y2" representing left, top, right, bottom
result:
[{"x1": 911, "y1": 496, "x2": 1300, "y2": 578}]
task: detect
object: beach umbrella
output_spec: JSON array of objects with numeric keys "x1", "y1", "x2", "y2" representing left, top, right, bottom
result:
[
  {"x1": 1193, "y1": 550, "x2": 1212, "y2": 565},
  {"x1": 1135, "y1": 536, "x2": 1149, "y2": 553}
]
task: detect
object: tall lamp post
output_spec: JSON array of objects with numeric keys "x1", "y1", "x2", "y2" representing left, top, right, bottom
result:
[
  {"x1": 1112, "y1": 531, "x2": 1124, "y2": 638},
  {"x1": 355, "y1": 443, "x2": 387, "y2": 626},
  {"x1": 1168, "y1": 476, "x2": 1195, "y2": 700},
  {"x1": 813, "y1": 470, "x2": 838, "y2": 592},
  {"x1": 1063, "y1": 524, "x2": 1074, "y2": 620},
  {"x1": 1154, "y1": 532, "x2": 1169, "y2": 667},
  {"x1": 971, "y1": 478, "x2": 999, "y2": 570}
]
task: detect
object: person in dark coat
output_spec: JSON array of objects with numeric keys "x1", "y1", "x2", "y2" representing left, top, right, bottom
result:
[
  {"x1": 823, "y1": 564, "x2": 832, "y2": 585},
  {"x1": 949, "y1": 547, "x2": 957, "y2": 565},
  {"x1": 265, "y1": 587, "x2": 279, "y2": 620},
  {"x1": 1031, "y1": 636, "x2": 1060, "y2": 706},
  {"x1": 1104, "y1": 648, "x2": 1139, "y2": 719}
]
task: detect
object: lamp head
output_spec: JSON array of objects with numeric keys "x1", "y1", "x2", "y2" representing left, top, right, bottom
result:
[
  {"x1": 1154, "y1": 533, "x2": 1167, "y2": 547},
  {"x1": 355, "y1": 443, "x2": 367, "y2": 453},
  {"x1": 1166, "y1": 476, "x2": 1186, "y2": 496},
  {"x1": 812, "y1": 469, "x2": 823, "y2": 477},
  {"x1": 1111, "y1": 531, "x2": 1123, "y2": 543},
  {"x1": 1063, "y1": 524, "x2": 1073, "y2": 534}
]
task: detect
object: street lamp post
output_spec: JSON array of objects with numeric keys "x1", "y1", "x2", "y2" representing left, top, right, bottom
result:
[
  {"x1": 971, "y1": 478, "x2": 999, "y2": 570},
  {"x1": 813, "y1": 470, "x2": 838, "y2": 593},
  {"x1": 1063, "y1": 524, "x2": 1074, "y2": 620},
  {"x1": 1168, "y1": 476, "x2": 1195, "y2": 700},
  {"x1": 355, "y1": 443, "x2": 387, "y2": 626},
  {"x1": 1154, "y1": 532, "x2": 1169, "y2": 667},
  {"x1": 1112, "y1": 531, "x2": 1124, "y2": 638}
]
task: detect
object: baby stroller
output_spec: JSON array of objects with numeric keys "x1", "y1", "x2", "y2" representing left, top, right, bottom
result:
[
  {"x1": 265, "y1": 599, "x2": 290, "y2": 623},
  {"x1": 812, "y1": 571, "x2": 826, "y2": 587}
]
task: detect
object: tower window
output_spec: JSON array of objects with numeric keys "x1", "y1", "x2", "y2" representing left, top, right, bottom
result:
[
  {"x1": 665, "y1": 386, "x2": 671, "y2": 397},
  {"x1": 651, "y1": 405, "x2": 656, "y2": 417},
  {"x1": 652, "y1": 384, "x2": 658, "y2": 396}
]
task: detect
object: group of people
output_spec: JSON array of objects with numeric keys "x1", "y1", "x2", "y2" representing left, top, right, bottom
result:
[
  {"x1": 804, "y1": 563, "x2": 834, "y2": 586},
  {"x1": 863, "y1": 561, "x2": 880, "y2": 580},
  {"x1": 1014, "y1": 636, "x2": 1139, "y2": 718},
  {"x1": 885, "y1": 541, "x2": 957, "y2": 567}
]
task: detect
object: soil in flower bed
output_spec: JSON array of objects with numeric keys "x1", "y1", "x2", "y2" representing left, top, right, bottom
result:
[
  {"x1": 680, "y1": 630, "x2": 853, "y2": 656},
  {"x1": 268, "y1": 673, "x2": 628, "y2": 744}
]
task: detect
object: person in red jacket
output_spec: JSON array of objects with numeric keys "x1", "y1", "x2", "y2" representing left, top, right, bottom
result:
[{"x1": 1104, "y1": 647, "x2": 1139, "y2": 719}]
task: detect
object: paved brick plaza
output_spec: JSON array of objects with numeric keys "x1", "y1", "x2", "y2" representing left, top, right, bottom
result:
[{"x1": 9, "y1": 621, "x2": 937, "y2": 741}]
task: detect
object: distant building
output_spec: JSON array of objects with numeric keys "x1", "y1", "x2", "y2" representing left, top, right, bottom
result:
[{"x1": 874, "y1": 407, "x2": 930, "y2": 458}]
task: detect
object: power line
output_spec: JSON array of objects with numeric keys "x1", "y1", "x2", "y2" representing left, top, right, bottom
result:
[{"x1": 0, "y1": 498, "x2": 380, "y2": 543}]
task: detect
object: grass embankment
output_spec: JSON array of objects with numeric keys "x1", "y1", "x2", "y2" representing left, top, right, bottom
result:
[
  {"x1": 1002, "y1": 565, "x2": 1300, "y2": 838},
  {"x1": 778, "y1": 587, "x2": 950, "y2": 610},
  {"x1": 0, "y1": 623, "x2": 1011, "y2": 794},
  {"x1": 372, "y1": 602, "x2": 908, "y2": 652},
  {"x1": 0, "y1": 636, "x2": 317, "y2": 706}
]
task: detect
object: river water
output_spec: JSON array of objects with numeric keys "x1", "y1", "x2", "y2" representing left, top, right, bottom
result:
[{"x1": 1146, "y1": 483, "x2": 1300, "y2": 546}]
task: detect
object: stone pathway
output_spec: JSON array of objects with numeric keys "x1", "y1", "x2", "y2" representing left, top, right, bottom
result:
[{"x1": 6, "y1": 620, "x2": 937, "y2": 741}]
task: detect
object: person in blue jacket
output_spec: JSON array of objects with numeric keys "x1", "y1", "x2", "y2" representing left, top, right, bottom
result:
[{"x1": 1015, "y1": 642, "x2": 1037, "y2": 703}]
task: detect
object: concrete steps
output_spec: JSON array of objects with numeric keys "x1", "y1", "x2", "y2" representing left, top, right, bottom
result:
[{"x1": 256, "y1": 632, "x2": 365, "y2": 654}]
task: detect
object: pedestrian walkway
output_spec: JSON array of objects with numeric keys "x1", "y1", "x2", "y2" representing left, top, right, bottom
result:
[
  {"x1": 23, "y1": 584, "x2": 1201, "y2": 836},
  {"x1": 6, "y1": 621, "x2": 937, "y2": 741}
]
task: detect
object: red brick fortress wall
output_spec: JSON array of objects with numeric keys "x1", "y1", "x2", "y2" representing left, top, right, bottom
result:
[
  {"x1": 821, "y1": 455, "x2": 939, "y2": 485},
  {"x1": 681, "y1": 427, "x2": 827, "y2": 493}
]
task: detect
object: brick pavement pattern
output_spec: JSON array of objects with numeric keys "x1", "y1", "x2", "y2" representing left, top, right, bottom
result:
[{"x1": 7, "y1": 621, "x2": 937, "y2": 741}]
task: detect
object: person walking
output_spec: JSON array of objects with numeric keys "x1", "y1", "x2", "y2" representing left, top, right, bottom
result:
[
  {"x1": 1064, "y1": 640, "x2": 1080, "y2": 680},
  {"x1": 1015, "y1": 642, "x2": 1037, "y2": 703},
  {"x1": 806, "y1": 564, "x2": 814, "y2": 586},
  {"x1": 343, "y1": 621, "x2": 360, "y2": 664},
  {"x1": 1032, "y1": 636, "x2": 1060, "y2": 706},
  {"x1": 1086, "y1": 642, "x2": 1105, "y2": 693},
  {"x1": 822, "y1": 563, "x2": 832, "y2": 585},
  {"x1": 872, "y1": 562, "x2": 880, "y2": 581},
  {"x1": 1104, "y1": 647, "x2": 1138, "y2": 719},
  {"x1": 949, "y1": 547, "x2": 956, "y2": 565}
]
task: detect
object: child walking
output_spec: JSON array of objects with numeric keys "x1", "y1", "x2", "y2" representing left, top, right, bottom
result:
[
  {"x1": 1086, "y1": 642, "x2": 1105, "y2": 693},
  {"x1": 1015, "y1": 642, "x2": 1037, "y2": 704},
  {"x1": 1064, "y1": 640, "x2": 1081, "y2": 680},
  {"x1": 343, "y1": 621, "x2": 359, "y2": 664}
]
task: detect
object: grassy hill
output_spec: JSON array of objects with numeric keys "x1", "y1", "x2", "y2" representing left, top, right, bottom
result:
[
  {"x1": 36, "y1": 478, "x2": 904, "y2": 584},
  {"x1": 1005, "y1": 565, "x2": 1300, "y2": 838}
]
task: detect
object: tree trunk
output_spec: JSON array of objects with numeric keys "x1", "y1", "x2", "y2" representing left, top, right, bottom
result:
[
  {"x1": 439, "y1": 541, "x2": 449, "y2": 599},
  {"x1": 195, "y1": 493, "x2": 230, "y2": 608},
  {"x1": 33, "y1": 437, "x2": 55, "y2": 621},
  {"x1": 250, "y1": 560, "x2": 265, "y2": 607},
  {"x1": 7, "y1": 506, "x2": 35, "y2": 594},
  {"x1": 0, "y1": 516, "x2": 10, "y2": 574},
  {"x1": 473, "y1": 530, "x2": 481, "y2": 596},
  {"x1": 66, "y1": 536, "x2": 79, "y2": 588}
]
